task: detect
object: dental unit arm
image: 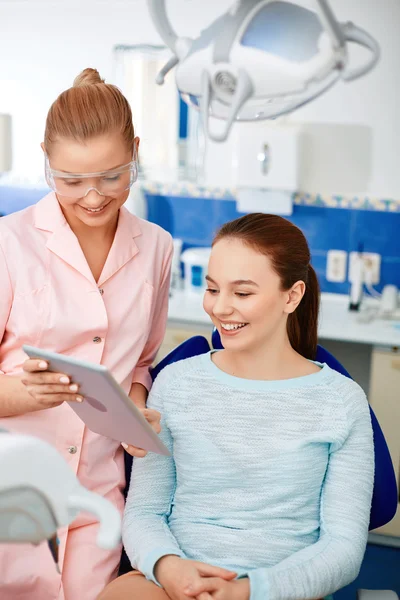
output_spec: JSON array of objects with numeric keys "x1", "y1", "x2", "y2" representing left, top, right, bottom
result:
[
  {"x1": 147, "y1": 0, "x2": 380, "y2": 141},
  {"x1": 0, "y1": 430, "x2": 121, "y2": 559}
]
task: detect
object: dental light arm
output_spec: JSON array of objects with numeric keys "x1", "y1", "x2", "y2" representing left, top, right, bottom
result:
[
  {"x1": 0, "y1": 431, "x2": 121, "y2": 551},
  {"x1": 147, "y1": 0, "x2": 380, "y2": 141}
]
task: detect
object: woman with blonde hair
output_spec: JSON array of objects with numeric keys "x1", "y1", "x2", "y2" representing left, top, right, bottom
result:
[{"x1": 0, "y1": 68, "x2": 172, "y2": 599}]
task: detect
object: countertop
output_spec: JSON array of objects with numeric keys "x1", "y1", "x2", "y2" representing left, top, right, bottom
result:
[{"x1": 168, "y1": 290, "x2": 400, "y2": 348}]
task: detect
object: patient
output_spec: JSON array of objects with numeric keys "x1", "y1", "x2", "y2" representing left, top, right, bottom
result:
[{"x1": 99, "y1": 213, "x2": 374, "y2": 600}]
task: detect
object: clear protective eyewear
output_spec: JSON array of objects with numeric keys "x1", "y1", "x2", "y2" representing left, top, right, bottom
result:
[{"x1": 45, "y1": 154, "x2": 138, "y2": 199}]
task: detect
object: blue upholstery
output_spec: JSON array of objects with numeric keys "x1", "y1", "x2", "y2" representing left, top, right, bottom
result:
[
  {"x1": 119, "y1": 332, "x2": 398, "y2": 574},
  {"x1": 315, "y1": 345, "x2": 398, "y2": 531},
  {"x1": 151, "y1": 335, "x2": 212, "y2": 381}
]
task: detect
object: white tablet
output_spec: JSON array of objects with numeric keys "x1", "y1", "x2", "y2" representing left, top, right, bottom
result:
[{"x1": 22, "y1": 345, "x2": 170, "y2": 456}]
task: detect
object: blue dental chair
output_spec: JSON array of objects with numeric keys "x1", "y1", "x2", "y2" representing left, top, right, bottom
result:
[{"x1": 119, "y1": 332, "x2": 399, "y2": 598}]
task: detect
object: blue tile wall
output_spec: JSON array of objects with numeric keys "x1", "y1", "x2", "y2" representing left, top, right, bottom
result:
[
  {"x1": 0, "y1": 185, "x2": 48, "y2": 216},
  {"x1": 145, "y1": 194, "x2": 400, "y2": 294},
  {"x1": 1, "y1": 185, "x2": 399, "y2": 295}
]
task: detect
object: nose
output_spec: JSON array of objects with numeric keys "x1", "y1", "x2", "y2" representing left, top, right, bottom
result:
[
  {"x1": 81, "y1": 189, "x2": 107, "y2": 209},
  {"x1": 83, "y1": 187, "x2": 105, "y2": 203},
  {"x1": 212, "y1": 292, "x2": 234, "y2": 318}
]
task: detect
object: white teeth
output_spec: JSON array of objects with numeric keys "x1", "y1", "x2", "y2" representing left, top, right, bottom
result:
[
  {"x1": 221, "y1": 323, "x2": 247, "y2": 331},
  {"x1": 83, "y1": 205, "x2": 105, "y2": 212}
]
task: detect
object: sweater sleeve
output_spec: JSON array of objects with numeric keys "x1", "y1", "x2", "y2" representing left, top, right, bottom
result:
[
  {"x1": 244, "y1": 385, "x2": 374, "y2": 600},
  {"x1": 122, "y1": 368, "x2": 186, "y2": 584}
]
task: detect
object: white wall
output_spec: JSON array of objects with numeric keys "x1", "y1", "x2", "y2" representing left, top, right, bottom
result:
[
  {"x1": 0, "y1": 0, "x2": 399, "y2": 197},
  {"x1": 290, "y1": 0, "x2": 400, "y2": 199},
  {"x1": 0, "y1": 0, "x2": 232, "y2": 181}
]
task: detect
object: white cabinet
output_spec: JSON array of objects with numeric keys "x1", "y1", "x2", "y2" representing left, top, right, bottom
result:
[{"x1": 368, "y1": 346, "x2": 400, "y2": 537}]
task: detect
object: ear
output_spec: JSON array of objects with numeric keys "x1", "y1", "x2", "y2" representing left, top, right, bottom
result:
[
  {"x1": 284, "y1": 280, "x2": 306, "y2": 314},
  {"x1": 40, "y1": 142, "x2": 45, "y2": 153},
  {"x1": 134, "y1": 136, "x2": 140, "y2": 154}
]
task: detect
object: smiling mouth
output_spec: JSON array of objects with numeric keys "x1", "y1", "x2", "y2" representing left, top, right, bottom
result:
[
  {"x1": 220, "y1": 322, "x2": 248, "y2": 332},
  {"x1": 79, "y1": 201, "x2": 110, "y2": 213}
]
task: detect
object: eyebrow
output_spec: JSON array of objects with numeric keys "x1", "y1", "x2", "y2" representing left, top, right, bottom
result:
[{"x1": 206, "y1": 275, "x2": 259, "y2": 287}]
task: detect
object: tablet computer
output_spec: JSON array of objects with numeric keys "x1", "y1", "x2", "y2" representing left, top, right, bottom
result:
[{"x1": 22, "y1": 345, "x2": 170, "y2": 456}]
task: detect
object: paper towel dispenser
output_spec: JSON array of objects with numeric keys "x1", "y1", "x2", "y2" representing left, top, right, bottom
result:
[
  {"x1": 204, "y1": 121, "x2": 300, "y2": 214},
  {"x1": 234, "y1": 122, "x2": 301, "y2": 191},
  {"x1": 204, "y1": 120, "x2": 301, "y2": 190}
]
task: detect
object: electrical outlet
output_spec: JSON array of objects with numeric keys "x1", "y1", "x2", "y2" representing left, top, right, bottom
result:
[
  {"x1": 326, "y1": 250, "x2": 347, "y2": 282},
  {"x1": 349, "y1": 252, "x2": 381, "y2": 285}
]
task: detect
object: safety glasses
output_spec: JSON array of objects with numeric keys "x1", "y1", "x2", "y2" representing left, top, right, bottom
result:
[{"x1": 45, "y1": 155, "x2": 138, "y2": 199}]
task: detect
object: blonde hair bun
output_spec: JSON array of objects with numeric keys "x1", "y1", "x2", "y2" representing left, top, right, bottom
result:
[{"x1": 73, "y1": 68, "x2": 105, "y2": 87}]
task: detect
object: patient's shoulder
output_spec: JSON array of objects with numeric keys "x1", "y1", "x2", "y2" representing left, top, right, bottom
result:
[{"x1": 152, "y1": 352, "x2": 210, "y2": 389}]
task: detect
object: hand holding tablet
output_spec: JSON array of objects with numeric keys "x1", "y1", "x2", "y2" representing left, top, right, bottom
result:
[{"x1": 23, "y1": 345, "x2": 169, "y2": 456}]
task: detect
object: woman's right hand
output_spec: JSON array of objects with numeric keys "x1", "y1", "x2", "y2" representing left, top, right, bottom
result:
[{"x1": 21, "y1": 358, "x2": 84, "y2": 410}]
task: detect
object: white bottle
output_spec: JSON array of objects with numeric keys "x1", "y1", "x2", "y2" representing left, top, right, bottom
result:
[
  {"x1": 181, "y1": 248, "x2": 211, "y2": 295},
  {"x1": 380, "y1": 285, "x2": 398, "y2": 317},
  {"x1": 349, "y1": 252, "x2": 364, "y2": 311}
]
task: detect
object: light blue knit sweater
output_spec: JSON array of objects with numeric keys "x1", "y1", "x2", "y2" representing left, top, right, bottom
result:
[{"x1": 123, "y1": 352, "x2": 374, "y2": 600}]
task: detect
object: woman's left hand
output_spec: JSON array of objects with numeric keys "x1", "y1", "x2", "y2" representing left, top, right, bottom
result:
[{"x1": 121, "y1": 406, "x2": 161, "y2": 457}]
